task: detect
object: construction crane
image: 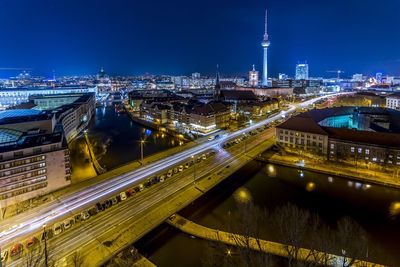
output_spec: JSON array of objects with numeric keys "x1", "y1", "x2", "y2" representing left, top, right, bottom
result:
[{"x1": 326, "y1": 70, "x2": 345, "y2": 79}]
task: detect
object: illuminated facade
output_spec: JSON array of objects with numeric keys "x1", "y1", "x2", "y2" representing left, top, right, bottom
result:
[
  {"x1": 248, "y1": 65, "x2": 259, "y2": 87},
  {"x1": 295, "y1": 63, "x2": 309, "y2": 80},
  {"x1": 0, "y1": 113, "x2": 70, "y2": 208}
]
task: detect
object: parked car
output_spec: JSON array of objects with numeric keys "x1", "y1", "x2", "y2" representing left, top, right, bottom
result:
[
  {"x1": 53, "y1": 223, "x2": 63, "y2": 236},
  {"x1": 120, "y1": 191, "x2": 127, "y2": 201},
  {"x1": 26, "y1": 237, "x2": 39, "y2": 248},
  {"x1": 110, "y1": 197, "x2": 118, "y2": 205},
  {"x1": 1, "y1": 249, "x2": 8, "y2": 262},
  {"x1": 184, "y1": 163, "x2": 190, "y2": 169},
  {"x1": 126, "y1": 188, "x2": 134, "y2": 197},
  {"x1": 201, "y1": 154, "x2": 206, "y2": 160},
  {"x1": 64, "y1": 218, "x2": 74, "y2": 230},
  {"x1": 138, "y1": 184, "x2": 144, "y2": 191},
  {"x1": 96, "y1": 202, "x2": 104, "y2": 212},
  {"x1": 173, "y1": 168, "x2": 178, "y2": 174},
  {"x1": 88, "y1": 207, "x2": 98, "y2": 216},
  {"x1": 178, "y1": 165, "x2": 183, "y2": 172},
  {"x1": 10, "y1": 243, "x2": 23, "y2": 257},
  {"x1": 159, "y1": 175, "x2": 165, "y2": 182},
  {"x1": 167, "y1": 170, "x2": 173, "y2": 178},
  {"x1": 81, "y1": 210, "x2": 90, "y2": 220}
]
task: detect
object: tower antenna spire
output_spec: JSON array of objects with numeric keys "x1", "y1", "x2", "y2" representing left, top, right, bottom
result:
[{"x1": 264, "y1": 9, "x2": 268, "y2": 40}]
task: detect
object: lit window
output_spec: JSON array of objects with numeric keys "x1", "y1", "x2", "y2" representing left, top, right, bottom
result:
[
  {"x1": 351, "y1": 147, "x2": 355, "y2": 153},
  {"x1": 372, "y1": 157, "x2": 377, "y2": 162},
  {"x1": 358, "y1": 148, "x2": 362, "y2": 153},
  {"x1": 330, "y1": 144, "x2": 335, "y2": 149},
  {"x1": 365, "y1": 149, "x2": 370, "y2": 155}
]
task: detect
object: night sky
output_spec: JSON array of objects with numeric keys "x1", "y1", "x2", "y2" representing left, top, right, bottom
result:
[{"x1": 0, "y1": 0, "x2": 399, "y2": 78}]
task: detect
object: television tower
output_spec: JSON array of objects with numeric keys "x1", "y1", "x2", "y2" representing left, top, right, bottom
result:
[{"x1": 261, "y1": 9, "x2": 270, "y2": 86}]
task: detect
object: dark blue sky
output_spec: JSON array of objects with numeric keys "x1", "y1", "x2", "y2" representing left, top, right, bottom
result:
[{"x1": 0, "y1": 0, "x2": 399, "y2": 78}]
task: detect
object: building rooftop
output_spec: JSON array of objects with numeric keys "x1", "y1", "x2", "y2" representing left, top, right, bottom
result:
[{"x1": 278, "y1": 106, "x2": 400, "y2": 148}]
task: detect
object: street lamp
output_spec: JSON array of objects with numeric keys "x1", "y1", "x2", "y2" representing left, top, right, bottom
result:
[
  {"x1": 139, "y1": 139, "x2": 145, "y2": 162},
  {"x1": 42, "y1": 224, "x2": 49, "y2": 267},
  {"x1": 191, "y1": 155, "x2": 196, "y2": 184}
]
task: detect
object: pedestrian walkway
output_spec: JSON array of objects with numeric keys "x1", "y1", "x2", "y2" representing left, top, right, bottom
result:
[
  {"x1": 261, "y1": 150, "x2": 400, "y2": 189},
  {"x1": 166, "y1": 214, "x2": 384, "y2": 267}
]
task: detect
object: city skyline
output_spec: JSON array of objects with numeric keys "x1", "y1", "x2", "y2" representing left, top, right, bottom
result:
[{"x1": 0, "y1": 0, "x2": 399, "y2": 77}]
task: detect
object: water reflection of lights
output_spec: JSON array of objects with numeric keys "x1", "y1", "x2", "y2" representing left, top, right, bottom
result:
[
  {"x1": 389, "y1": 202, "x2": 400, "y2": 217},
  {"x1": 362, "y1": 184, "x2": 371, "y2": 190},
  {"x1": 355, "y1": 182, "x2": 362, "y2": 189},
  {"x1": 347, "y1": 181, "x2": 354, "y2": 187},
  {"x1": 145, "y1": 129, "x2": 152, "y2": 136},
  {"x1": 233, "y1": 187, "x2": 252, "y2": 204},
  {"x1": 306, "y1": 182, "x2": 316, "y2": 192},
  {"x1": 328, "y1": 176, "x2": 334, "y2": 183},
  {"x1": 299, "y1": 170, "x2": 304, "y2": 178},
  {"x1": 267, "y1": 164, "x2": 276, "y2": 177}
]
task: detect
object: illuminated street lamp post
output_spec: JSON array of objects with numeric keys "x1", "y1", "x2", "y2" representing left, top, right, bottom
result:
[
  {"x1": 191, "y1": 155, "x2": 196, "y2": 184},
  {"x1": 140, "y1": 140, "x2": 144, "y2": 162},
  {"x1": 43, "y1": 224, "x2": 49, "y2": 267}
]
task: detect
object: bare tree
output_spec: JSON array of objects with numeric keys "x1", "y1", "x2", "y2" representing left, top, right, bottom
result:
[
  {"x1": 335, "y1": 217, "x2": 368, "y2": 267},
  {"x1": 71, "y1": 251, "x2": 85, "y2": 267},
  {"x1": 271, "y1": 203, "x2": 310, "y2": 267},
  {"x1": 23, "y1": 244, "x2": 55, "y2": 267}
]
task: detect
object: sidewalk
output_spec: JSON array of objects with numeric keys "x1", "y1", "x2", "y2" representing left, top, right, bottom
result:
[
  {"x1": 262, "y1": 150, "x2": 400, "y2": 189},
  {"x1": 167, "y1": 214, "x2": 384, "y2": 267}
]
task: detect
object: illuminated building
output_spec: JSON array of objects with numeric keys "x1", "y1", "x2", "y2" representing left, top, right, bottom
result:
[
  {"x1": 295, "y1": 63, "x2": 309, "y2": 80},
  {"x1": 0, "y1": 86, "x2": 97, "y2": 110},
  {"x1": 0, "y1": 110, "x2": 70, "y2": 208},
  {"x1": 248, "y1": 65, "x2": 259, "y2": 87},
  {"x1": 261, "y1": 9, "x2": 270, "y2": 86},
  {"x1": 386, "y1": 93, "x2": 400, "y2": 110},
  {"x1": 276, "y1": 107, "x2": 400, "y2": 167}
]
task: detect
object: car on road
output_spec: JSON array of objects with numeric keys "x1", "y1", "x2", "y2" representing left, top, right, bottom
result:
[
  {"x1": 167, "y1": 170, "x2": 173, "y2": 178},
  {"x1": 201, "y1": 154, "x2": 206, "y2": 160},
  {"x1": 88, "y1": 207, "x2": 98, "y2": 216},
  {"x1": 26, "y1": 237, "x2": 39, "y2": 248},
  {"x1": 96, "y1": 202, "x2": 104, "y2": 212},
  {"x1": 53, "y1": 223, "x2": 63, "y2": 236},
  {"x1": 110, "y1": 197, "x2": 118, "y2": 205},
  {"x1": 178, "y1": 165, "x2": 183, "y2": 172},
  {"x1": 64, "y1": 218, "x2": 74, "y2": 230},
  {"x1": 126, "y1": 188, "x2": 134, "y2": 197},
  {"x1": 159, "y1": 175, "x2": 165, "y2": 182},
  {"x1": 81, "y1": 210, "x2": 90, "y2": 220},
  {"x1": 173, "y1": 168, "x2": 178, "y2": 174},
  {"x1": 138, "y1": 184, "x2": 144, "y2": 192},
  {"x1": 120, "y1": 191, "x2": 127, "y2": 201},
  {"x1": 208, "y1": 136, "x2": 215, "y2": 141},
  {"x1": 184, "y1": 163, "x2": 190, "y2": 169},
  {"x1": 1, "y1": 249, "x2": 8, "y2": 262},
  {"x1": 10, "y1": 243, "x2": 22, "y2": 257}
]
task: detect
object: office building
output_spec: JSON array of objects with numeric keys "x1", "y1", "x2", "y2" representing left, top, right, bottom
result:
[
  {"x1": 0, "y1": 86, "x2": 97, "y2": 110},
  {"x1": 0, "y1": 110, "x2": 70, "y2": 208},
  {"x1": 295, "y1": 63, "x2": 309, "y2": 80},
  {"x1": 276, "y1": 107, "x2": 400, "y2": 167},
  {"x1": 248, "y1": 65, "x2": 259, "y2": 87},
  {"x1": 386, "y1": 93, "x2": 400, "y2": 110}
]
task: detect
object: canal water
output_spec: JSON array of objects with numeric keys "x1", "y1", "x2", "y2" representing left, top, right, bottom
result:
[
  {"x1": 135, "y1": 162, "x2": 400, "y2": 266},
  {"x1": 69, "y1": 104, "x2": 180, "y2": 180}
]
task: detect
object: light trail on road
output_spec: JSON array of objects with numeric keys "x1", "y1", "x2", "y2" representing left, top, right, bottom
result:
[{"x1": 0, "y1": 93, "x2": 348, "y2": 249}]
